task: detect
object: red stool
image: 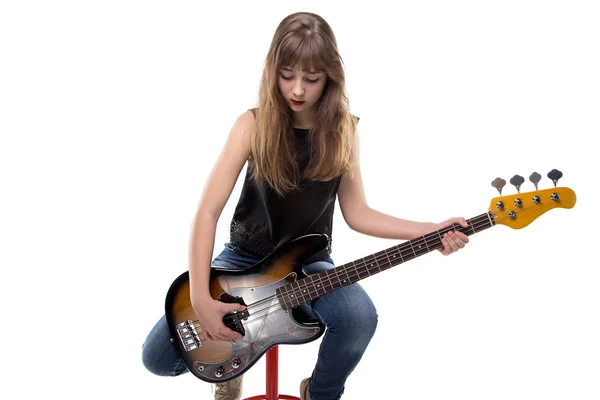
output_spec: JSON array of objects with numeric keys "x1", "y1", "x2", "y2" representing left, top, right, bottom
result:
[{"x1": 243, "y1": 346, "x2": 300, "y2": 400}]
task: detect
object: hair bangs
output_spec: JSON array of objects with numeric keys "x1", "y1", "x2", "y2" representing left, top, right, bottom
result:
[{"x1": 277, "y1": 33, "x2": 326, "y2": 73}]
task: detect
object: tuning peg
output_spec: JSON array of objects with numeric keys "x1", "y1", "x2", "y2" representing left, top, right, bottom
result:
[
  {"x1": 510, "y1": 174, "x2": 525, "y2": 193},
  {"x1": 547, "y1": 169, "x2": 563, "y2": 187},
  {"x1": 491, "y1": 177, "x2": 506, "y2": 195},
  {"x1": 529, "y1": 172, "x2": 542, "y2": 190}
]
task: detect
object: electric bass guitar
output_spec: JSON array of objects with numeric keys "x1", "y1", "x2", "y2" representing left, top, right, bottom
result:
[{"x1": 165, "y1": 173, "x2": 576, "y2": 383}]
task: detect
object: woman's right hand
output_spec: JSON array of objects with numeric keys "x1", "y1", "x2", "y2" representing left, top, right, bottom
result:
[{"x1": 192, "y1": 297, "x2": 246, "y2": 342}]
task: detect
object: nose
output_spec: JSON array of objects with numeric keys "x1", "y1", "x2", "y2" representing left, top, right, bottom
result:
[{"x1": 292, "y1": 79, "x2": 305, "y2": 97}]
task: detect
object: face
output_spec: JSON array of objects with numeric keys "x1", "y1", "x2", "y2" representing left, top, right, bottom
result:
[{"x1": 278, "y1": 66, "x2": 327, "y2": 112}]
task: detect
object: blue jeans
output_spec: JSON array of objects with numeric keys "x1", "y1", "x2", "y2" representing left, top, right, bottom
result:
[{"x1": 142, "y1": 243, "x2": 378, "y2": 400}]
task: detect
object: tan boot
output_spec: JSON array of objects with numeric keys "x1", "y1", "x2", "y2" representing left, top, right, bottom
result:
[
  {"x1": 299, "y1": 377, "x2": 311, "y2": 400},
  {"x1": 214, "y1": 375, "x2": 243, "y2": 400}
]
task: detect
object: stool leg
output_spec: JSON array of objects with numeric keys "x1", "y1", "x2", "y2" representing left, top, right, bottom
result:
[
  {"x1": 266, "y1": 346, "x2": 278, "y2": 400},
  {"x1": 242, "y1": 346, "x2": 301, "y2": 400}
]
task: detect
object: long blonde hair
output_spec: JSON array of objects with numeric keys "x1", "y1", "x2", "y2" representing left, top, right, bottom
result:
[{"x1": 250, "y1": 12, "x2": 358, "y2": 197}]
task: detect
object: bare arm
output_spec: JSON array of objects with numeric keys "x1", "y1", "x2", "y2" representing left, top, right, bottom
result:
[
  {"x1": 188, "y1": 110, "x2": 254, "y2": 340},
  {"x1": 337, "y1": 128, "x2": 469, "y2": 253}
]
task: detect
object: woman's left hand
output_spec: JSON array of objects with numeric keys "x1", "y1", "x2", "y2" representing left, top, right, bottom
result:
[{"x1": 435, "y1": 217, "x2": 470, "y2": 256}]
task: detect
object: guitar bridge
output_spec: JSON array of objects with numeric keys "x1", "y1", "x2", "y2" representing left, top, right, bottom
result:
[{"x1": 176, "y1": 320, "x2": 202, "y2": 352}]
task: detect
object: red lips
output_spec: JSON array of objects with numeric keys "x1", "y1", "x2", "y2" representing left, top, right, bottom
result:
[{"x1": 291, "y1": 100, "x2": 305, "y2": 105}]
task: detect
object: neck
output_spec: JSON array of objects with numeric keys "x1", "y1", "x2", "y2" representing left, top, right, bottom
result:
[
  {"x1": 276, "y1": 211, "x2": 496, "y2": 309},
  {"x1": 291, "y1": 108, "x2": 316, "y2": 129}
]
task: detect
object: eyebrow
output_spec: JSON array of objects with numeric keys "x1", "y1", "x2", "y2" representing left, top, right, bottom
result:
[{"x1": 280, "y1": 67, "x2": 321, "y2": 74}]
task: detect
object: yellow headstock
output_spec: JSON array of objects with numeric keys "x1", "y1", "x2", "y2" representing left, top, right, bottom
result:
[{"x1": 489, "y1": 187, "x2": 576, "y2": 229}]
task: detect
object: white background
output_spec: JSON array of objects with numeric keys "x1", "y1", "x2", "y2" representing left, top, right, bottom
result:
[{"x1": 1, "y1": 1, "x2": 599, "y2": 399}]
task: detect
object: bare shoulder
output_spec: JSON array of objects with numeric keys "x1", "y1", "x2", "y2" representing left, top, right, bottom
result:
[
  {"x1": 227, "y1": 110, "x2": 255, "y2": 149},
  {"x1": 197, "y1": 110, "x2": 256, "y2": 217},
  {"x1": 214, "y1": 110, "x2": 255, "y2": 164},
  {"x1": 233, "y1": 109, "x2": 256, "y2": 133}
]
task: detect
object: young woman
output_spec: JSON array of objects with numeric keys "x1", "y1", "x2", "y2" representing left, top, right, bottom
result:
[{"x1": 142, "y1": 11, "x2": 469, "y2": 400}]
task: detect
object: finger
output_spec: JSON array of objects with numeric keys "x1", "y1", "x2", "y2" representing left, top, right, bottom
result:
[
  {"x1": 204, "y1": 331, "x2": 215, "y2": 341},
  {"x1": 218, "y1": 320, "x2": 244, "y2": 340},
  {"x1": 204, "y1": 328, "x2": 235, "y2": 342},
  {"x1": 231, "y1": 302, "x2": 247, "y2": 310},
  {"x1": 223, "y1": 303, "x2": 247, "y2": 314},
  {"x1": 221, "y1": 325, "x2": 244, "y2": 340},
  {"x1": 209, "y1": 330, "x2": 232, "y2": 342},
  {"x1": 217, "y1": 328, "x2": 243, "y2": 341},
  {"x1": 455, "y1": 231, "x2": 469, "y2": 242},
  {"x1": 444, "y1": 217, "x2": 468, "y2": 229},
  {"x1": 452, "y1": 233, "x2": 465, "y2": 249},
  {"x1": 448, "y1": 232, "x2": 466, "y2": 249},
  {"x1": 211, "y1": 334, "x2": 229, "y2": 342},
  {"x1": 444, "y1": 233, "x2": 460, "y2": 252},
  {"x1": 440, "y1": 237, "x2": 453, "y2": 255},
  {"x1": 454, "y1": 232, "x2": 469, "y2": 247}
]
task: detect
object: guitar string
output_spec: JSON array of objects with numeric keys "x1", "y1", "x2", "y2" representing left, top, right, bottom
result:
[
  {"x1": 191, "y1": 206, "x2": 544, "y2": 344},
  {"x1": 223, "y1": 212, "x2": 494, "y2": 315},
  {"x1": 196, "y1": 213, "x2": 497, "y2": 334},
  {"x1": 191, "y1": 199, "x2": 558, "y2": 341},
  {"x1": 249, "y1": 197, "x2": 558, "y2": 314},
  {"x1": 215, "y1": 212, "x2": 496, "y2": 330},
  {"x1": 227, "y1": 202, "x2": 556, "y2": 330}
]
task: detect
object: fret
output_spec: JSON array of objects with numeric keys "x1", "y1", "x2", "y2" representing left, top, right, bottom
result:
[
  {"x1": 283, "y1": 285, "x2": 298, "y2": 309},
  {"x1": 277, "y1": 212, "x2": 497, "y2": 309},
  {"x1": 350, "y1": 260, "x2": 361, "y2": 283},
  {"x1": 312, "y1": 275, "x2": 326, "y2": 296},
  {"x1": 389, "y1": 246, "x2": 403, "y2": 265},
  {"x1": 331, "y1": 268, "x2": 343, "y2": 289},
  {"x1": 324, "y1": 269, "x2": 335, "y2": 291},
  {"x1": 287, "y1": 283, "x2": 300, "y2": 307},
  {"x1": 409, "y1": 241, "x2": 417, "y2": 258},
  {"x1": 362, "y1": 257, "x2": 371, "y2": 277},
  {"x1": 422, "y1": 235, "x2": 430, "y2": 251},
  {"x1": 305, "y1": 275, "x2": 317, "y2": 297},
  {"x1": 341, "y1": 263, "x2": 352, "y2": 285},
  {"x1": 486, "y1": 212, "x2": 494, "y2": 228},
  {"x1": 436, "y1": 230, "x2": 443, "y2": 245},
  {"x1": 287, "y1": 282, "x2": 299, "y2": 304},
  {"x1": 303, "y1": 275, "x2": 314, "y2": 298},
  {"x1": 374, "y1": 250, "x2": 389, "y2": 271},
  {"x1": 298, "y1": 279, "x2": 310, "y2": 303},
  {"x1": 400, "y1": 243, "x2": 415, "y2": 261},
  {"x1": 384, "y1": 249, "x2": 393, "y2": 269},
  {"x1": 358, "y1": 259, "x2": 370, "y2": 280},
  {"x1": 397, "y1": 245, "x2": 407, "y2": 261},
  {"x1": 366, "y1": 255, "x2": 381, "y2": 274},
  {"x1": 276, "y1": 286, "x2": 291, "y2": 310},
  {"x1": 413, "y1": 239, "x2": 427, "y2": 256}
]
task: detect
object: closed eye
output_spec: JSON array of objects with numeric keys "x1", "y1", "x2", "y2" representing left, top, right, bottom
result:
[{"x1": 280, "y1": 74, "x2": 320, "y2": 83}]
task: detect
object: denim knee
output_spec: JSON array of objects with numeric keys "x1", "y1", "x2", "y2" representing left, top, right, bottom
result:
[
  {"x1": 313, "y1": 284, "x2": 379, "y2": 342},
  {"x1": 141, "y1": 341, "x2": 188, "y2": 376},
  {"x1": 141, "y1": 315, "x2": 188, "y2": 377},
  {"x1": 141, "y1": 344, "x2": 164, "y2": 376},
  {"x1": 338, "y1": 297, "x2": 378, "y2": 339}
]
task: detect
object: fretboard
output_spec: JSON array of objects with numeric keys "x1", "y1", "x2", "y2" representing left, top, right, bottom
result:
[{"x1": 276, "y1": 211, "x2": 495, "y2": 309}]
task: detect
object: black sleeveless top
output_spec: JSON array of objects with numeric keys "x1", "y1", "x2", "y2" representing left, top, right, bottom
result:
[{"x1": 229, "y1": 110, "x2": 350, "y2": 263}]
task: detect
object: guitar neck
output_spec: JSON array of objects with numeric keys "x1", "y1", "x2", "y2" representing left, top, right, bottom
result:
[{"x1": 276, "y1": 211, "x2": 495, "y2": 309}]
